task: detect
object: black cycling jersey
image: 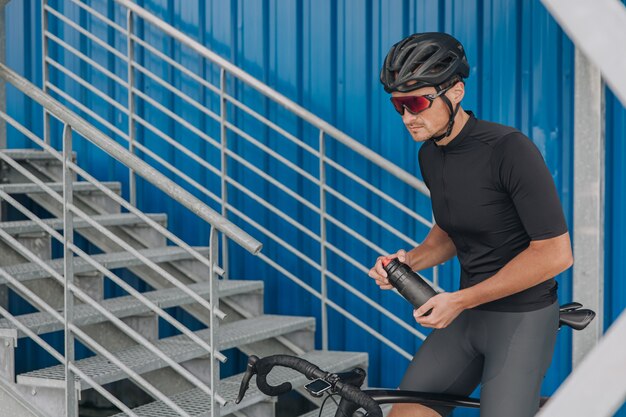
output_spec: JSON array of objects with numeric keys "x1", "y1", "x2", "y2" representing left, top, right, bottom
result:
[{"x1": 418, "y1": 111, "x2": 568, "y2": 312}]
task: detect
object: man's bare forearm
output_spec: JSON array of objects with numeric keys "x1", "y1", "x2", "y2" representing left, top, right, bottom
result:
[
  {"x1": 455, "y1": 232, "x2": 573, "y2": 309},
  {"x1": 406, "y1": 224, "x2": 456, "y2": 271}
]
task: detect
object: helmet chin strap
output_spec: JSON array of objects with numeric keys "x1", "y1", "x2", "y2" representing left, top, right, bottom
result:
[{"x1": 431, "y1": 88, "x2": 460, "y2": 143}]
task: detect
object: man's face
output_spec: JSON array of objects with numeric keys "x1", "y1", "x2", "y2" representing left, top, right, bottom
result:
[{"x1": 391, "y1": 84, "x2": 461, "y2": 142}]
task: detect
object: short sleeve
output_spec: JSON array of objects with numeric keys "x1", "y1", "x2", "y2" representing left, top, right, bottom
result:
[{"x1": 494, "y1": 133, "x2": 568, "y2": 240}]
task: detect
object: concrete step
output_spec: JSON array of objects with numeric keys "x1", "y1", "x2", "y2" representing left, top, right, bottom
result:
[
  {"x1": 0, "y1": 148, "x2": 71, "y2": 183},
  {"x1": 0, "y1": 181, "x2": 121, "y2": 195},
  {"x1": 17, "y1": 315, "x2": 315, "y2": 390},
  {"x1": 0, "y1": 213, "x2": 167, "y2": 236},
  {"x1": 0, "y1": 280, "x2": 263, "y2": 339},
  {"x1": 298, "y1": 401, "x2": 392, "y2": 417},
  {"x1": 0, "y1": 246, "x2": 210, "y2": 285},
  {"x1": 109, "y1": 350, "x2": 368, "y2": 417}
]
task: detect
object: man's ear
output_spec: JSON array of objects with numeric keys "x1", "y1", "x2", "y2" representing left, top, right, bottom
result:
[{"x1": 449, "y1": 81, "x2": 465, "y2": 104}]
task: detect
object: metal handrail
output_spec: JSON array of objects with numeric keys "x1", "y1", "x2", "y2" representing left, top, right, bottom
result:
[
  {"x1": 126, "y1": 34, "x2": 430, "y2": 227},
  {"x1": 44, "y1": 0, "x2": 428, "y2": 248},
  {"x1": 115, "y1": 0, "x2": 429, "y2": 197},
  {"x1": 50, "y1": 57, "x2": 432, "y2": 268},
  {"x1": 33, "y1": 3, "x2": 443, "y2": 407},
  {"x1": 126, "y1": 57, "x2": 433, "y2": 231},
  {"x1": 126, "y1": 59, "x2": 434, "y2": 235},
  {"x1": 43, "y1": 0, "x2": 433, "y2": 232},
  {"x1": 41, "y1": 0, "x2": 437, "y2": 356},
  {"x1": 0, "y1": 62, "x2": 262, "y2": 255}
]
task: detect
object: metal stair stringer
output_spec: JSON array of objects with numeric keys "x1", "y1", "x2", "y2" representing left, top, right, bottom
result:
[{"x1": 0, "y1": 376, "x2": 51, "y2": 417}]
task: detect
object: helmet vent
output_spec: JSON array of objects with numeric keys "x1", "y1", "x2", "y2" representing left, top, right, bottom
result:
[{"x1": 430, "y1": 56, "x2": 454, "y2": 74}]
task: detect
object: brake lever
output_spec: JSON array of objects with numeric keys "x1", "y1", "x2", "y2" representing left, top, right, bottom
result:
[{"x1": 235, "y1": 355, "x2": 259, "y2": 404}]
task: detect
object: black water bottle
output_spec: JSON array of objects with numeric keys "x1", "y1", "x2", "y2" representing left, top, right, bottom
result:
[{"x1": 382, "y1": 258, "x2": 437, "y2": 311}]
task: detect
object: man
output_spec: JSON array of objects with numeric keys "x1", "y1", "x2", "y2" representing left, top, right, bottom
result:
[{"x1": 368, "y1": 32, "x2": 573, "y2": 417}]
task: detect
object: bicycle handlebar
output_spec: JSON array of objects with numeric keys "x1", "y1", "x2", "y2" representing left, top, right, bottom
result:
[
  {"x1": 235, "y1": 304, "x2": 595, "y2": 415},
  {"x1": 236, "y1": 355, "x2": 383, "y2": 417},
  {"x1": 258, "y1": 354, "x2": 326, "y2": 395}
]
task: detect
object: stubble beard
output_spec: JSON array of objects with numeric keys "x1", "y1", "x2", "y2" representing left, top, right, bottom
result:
[{"x1": 408, "y1": 126, "x2": 433, "y2": 142}]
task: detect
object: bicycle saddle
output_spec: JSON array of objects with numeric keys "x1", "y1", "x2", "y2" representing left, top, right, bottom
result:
[{"x1": 558, "y1": 302, "x2": 595, "y2": 330}]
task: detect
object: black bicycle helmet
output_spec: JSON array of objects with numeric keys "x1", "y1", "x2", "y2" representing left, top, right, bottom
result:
[{"x1": 380, "y1": 32, "x2": 469, "y2": 93}]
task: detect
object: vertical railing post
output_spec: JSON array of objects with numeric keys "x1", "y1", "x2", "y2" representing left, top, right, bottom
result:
[
  {"x1": 209, "y1": 227, "x2": 220, "y2": 417},
  {"x1": 219, "y1": 68, "x2": 229, "y2": 279},
  {"x1": 42, "y1": 0, "x2": 50, "y2": 145},
  {"x1": 127, "y1": 9, "x2": 137, "y2": 206},
  {"x1": 319, "y1": 130, "x2": 328, "y2": 351},
  {"x1": 62, "y1": 123, "x2": 77, "y2": 417}
]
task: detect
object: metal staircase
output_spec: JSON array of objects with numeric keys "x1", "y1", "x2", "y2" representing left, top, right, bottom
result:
[
  {"x1": 0, "y1": 73, "x2": 367, "y2": 416},
  {"x1": 0, "y1": 1, "x2": 437, "y2": 416},
  {"x1": 0, "y1": 146, "x2": 367, "y2": 417}
]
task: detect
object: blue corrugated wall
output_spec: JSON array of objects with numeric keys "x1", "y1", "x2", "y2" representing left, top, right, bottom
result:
[{"x1": 4, "y1": 0, "x2": 626, "y2": 415}]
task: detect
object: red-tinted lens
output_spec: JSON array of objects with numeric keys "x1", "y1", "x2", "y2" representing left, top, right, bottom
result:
[{"x1": 390, "y1": 96, "x2": 432, "y2": 115}]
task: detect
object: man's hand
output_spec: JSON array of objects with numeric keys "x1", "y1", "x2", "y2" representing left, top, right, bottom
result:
[
  {"x1": 368, "y1": 249, "x2": 407, "y2": 290},
  {"x1": 413, "y1": 292, "x2": 466, "y2": 329}
]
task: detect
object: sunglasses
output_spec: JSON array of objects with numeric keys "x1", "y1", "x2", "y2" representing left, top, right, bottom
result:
[{"x1": 390, "y1": 85, "x2": 452, "y2": 116}]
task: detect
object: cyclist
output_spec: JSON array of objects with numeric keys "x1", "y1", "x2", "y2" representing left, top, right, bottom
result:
[{"x1": 369, "y1": 32, "x2": 573, "y2": 417}]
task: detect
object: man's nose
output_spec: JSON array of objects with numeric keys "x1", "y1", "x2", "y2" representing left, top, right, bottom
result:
[{"x1": 402, "y1": 109, "x2": 419, "y2": 123}]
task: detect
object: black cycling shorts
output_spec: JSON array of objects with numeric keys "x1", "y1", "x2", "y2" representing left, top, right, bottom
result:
[{"x1": 398, "y1": 301, "x2": 559, "y2": 417}]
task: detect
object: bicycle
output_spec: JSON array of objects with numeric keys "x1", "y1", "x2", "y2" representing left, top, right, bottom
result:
[{"x1": 236, "y1": 302, "x2": 595, "y2": 417}]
